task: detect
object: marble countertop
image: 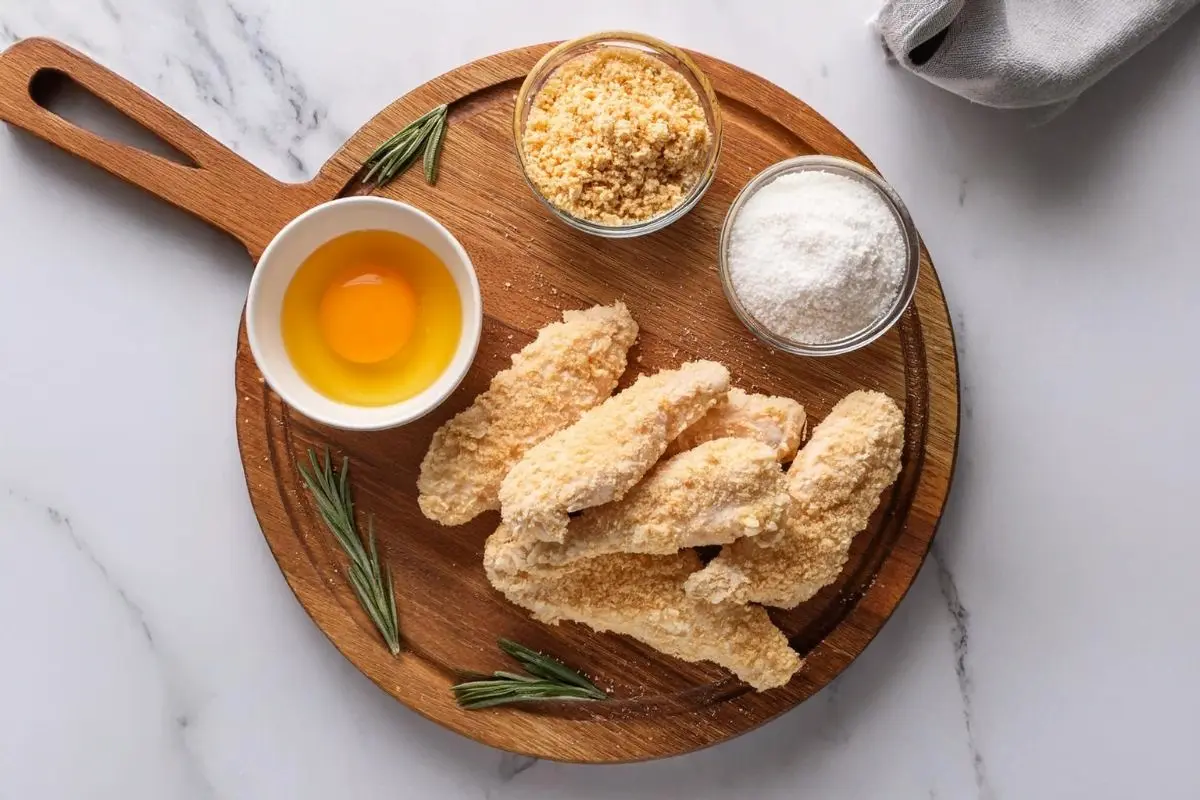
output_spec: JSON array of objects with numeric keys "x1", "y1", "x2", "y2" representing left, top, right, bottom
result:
[{"x1": 2, "y1": 1, "x2": 1199, "y2": 798}]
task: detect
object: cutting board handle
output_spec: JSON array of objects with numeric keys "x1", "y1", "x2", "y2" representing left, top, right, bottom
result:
[{"x1": 0, "y1": 38, "x2": 317, "y2": 259}]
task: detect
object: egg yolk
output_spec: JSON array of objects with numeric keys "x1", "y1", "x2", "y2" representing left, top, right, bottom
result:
[
  {"x1": 318, "y1": 266, "x2": 417, "y2": 364},
  {"x1": 281, "y1": 229, "x2": 462, "y2": 406}
]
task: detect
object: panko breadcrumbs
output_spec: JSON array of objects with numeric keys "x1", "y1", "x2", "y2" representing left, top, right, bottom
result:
[{"x1": 521, "y1": 47, "x2": 712, "y2": 225}]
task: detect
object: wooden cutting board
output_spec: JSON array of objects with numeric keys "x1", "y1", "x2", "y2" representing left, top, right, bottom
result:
[{"x1": 0, "y1": 37, "x2": 959, "y2": 762}]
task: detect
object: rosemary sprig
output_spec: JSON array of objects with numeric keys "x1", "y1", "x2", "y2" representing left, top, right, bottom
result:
[
  {"x1": 453, "y1": 639, "x2": 607, "y2": 710},
  {"x1": 362, "y1": 104, "x2": 448, "y2": 189},
  {"x1": 298, "y1": 449, "x2": 401, "y2": 655}
]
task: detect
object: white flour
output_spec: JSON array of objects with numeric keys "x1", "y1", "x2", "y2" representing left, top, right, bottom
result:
[{"x1": 727, "y1": 170, "x2": 907, "y2": 344}]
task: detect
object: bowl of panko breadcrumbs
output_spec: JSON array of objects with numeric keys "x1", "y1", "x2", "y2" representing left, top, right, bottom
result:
[{"x1": 514, "y1": 31, "x2": 723, "y2": 237}]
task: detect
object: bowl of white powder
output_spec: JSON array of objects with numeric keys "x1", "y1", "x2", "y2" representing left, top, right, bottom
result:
[{"x1": 719, "y1": 155, "x2": 919, "y2": 356}]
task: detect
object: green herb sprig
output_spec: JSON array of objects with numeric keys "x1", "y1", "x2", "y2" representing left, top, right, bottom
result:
[
  {"x1": 298, "y1": 449, "x2": 401, "y2": 655},
  {"x1": 362, "y1": 104, "x2": 448, "y2": 189},
  {"x1": 453, "y1": 639, "x2": 607, "y2": 710}
]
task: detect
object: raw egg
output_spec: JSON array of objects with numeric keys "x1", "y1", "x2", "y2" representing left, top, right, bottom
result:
[{"x1": 281, "y1": 229, "x2": 462, "y2": 406}]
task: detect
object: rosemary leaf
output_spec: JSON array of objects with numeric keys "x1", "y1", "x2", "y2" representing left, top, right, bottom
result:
[
  {"x1": 364, "y1": 105, "x2": 440, "y2": 165},
  {"x1": 384, "y1": 567, "x2": 398, "y2": 641},
  {"x1": 367, "y1": 516, "x2": 381, "y2": 585},
  {"x1": 299, "y1": 449, "x2": 402, "y2": 655},
  {"x1": 362, "y1": 157, "x2": 386, "y2": 186},
  {"x1": 362, "y1": 104, "x2": 449, "y2": 189},
  {"x1": 347, "y1": 564, "x2": 383, "y2": 622},
  {"x1": 492, "y1": 671, "x2": 541, "y2": 683},
  {"x1": 338, "y1": 456, "x2": 352, "y2": 507},
  {"x1": 347, "y1": 565, "x2": 400, "y2": 656},
  {"x1": 453, "y1": 679, "x2": 606, "y2": 710},
  {"x1": 379, "y1": 128, "x2": 427, "y2": 183},
  {"x1": 423, "y1": 113, "x2": 447, "y2": 184},
  {"x1": 499, "y1": 639, "x2": 605, "y2": 696},
  {"x1": 453, "y1": 640, "x2": 607, "y2": 710}
]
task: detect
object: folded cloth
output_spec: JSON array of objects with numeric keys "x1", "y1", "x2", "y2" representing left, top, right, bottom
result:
[{"x1": 875, "y1": 0, "x2": 1200, "y2": 108}]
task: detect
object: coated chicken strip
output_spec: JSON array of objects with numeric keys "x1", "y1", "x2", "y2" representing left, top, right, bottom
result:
[
  {"x1": 665, "y1": 388, "x2": 806, "y2": 462},
  {"x1": 685, "y1": 391, "x2": 904, "y2": 609},
  {"x1": 526, "y1": 438, "x2": 788, "y2": 566},
  {"x1": 484, "y1": 525, "x2": 802, "y2": 691},
  {"x1": 418, "y1": 303, "x2": 638, "y2": 525},
  {"x1": 499, "y1": 361, "x2": 731, "y2": 543}
]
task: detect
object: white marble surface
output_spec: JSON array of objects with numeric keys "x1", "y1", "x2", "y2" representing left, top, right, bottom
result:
[{"x1": 1, "y1": 1, "x2": 1199, "y2": 798}]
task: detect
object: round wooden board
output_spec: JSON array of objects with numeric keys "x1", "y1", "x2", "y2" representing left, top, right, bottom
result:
[{"x1": 230, "y1": 45, "x2": 960, "y2": 762}]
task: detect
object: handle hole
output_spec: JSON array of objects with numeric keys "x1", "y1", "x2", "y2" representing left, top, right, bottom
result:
[{"x1": 30, "y1": 69, "x2": 199, "y2": 168}]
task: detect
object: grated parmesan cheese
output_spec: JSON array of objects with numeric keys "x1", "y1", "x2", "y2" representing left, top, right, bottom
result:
[{"x1": 727, "y1": 170, "x2": 907, "y2": 344}]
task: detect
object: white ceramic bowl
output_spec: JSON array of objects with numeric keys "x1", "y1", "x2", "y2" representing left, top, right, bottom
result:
[{"x1": 246, "y1": 196, "x2": 482, "y2": 431}]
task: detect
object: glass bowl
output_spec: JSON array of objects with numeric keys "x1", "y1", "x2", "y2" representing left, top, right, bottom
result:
[
  {"x1": 718, "y1": 155, "x2": 921, "y2": 357},
  {"x1": 513, "y1": 31, "x2": 723, "y2": 238}
]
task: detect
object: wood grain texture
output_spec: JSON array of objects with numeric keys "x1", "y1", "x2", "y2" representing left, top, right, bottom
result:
[{"x1": 0, "y1": 38, "x2": 959, "y2": 762}]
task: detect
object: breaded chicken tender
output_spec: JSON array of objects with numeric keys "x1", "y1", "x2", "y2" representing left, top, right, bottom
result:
[
  {"x1": 499, "y1": 361, "x2": 731, "y2": 543},
  {"x1": 526, "y1": 438, "x2": 788, "y2": 566},
  {"x1": 418, "y1": 303, "x2": 638, "y2": 525},
  {"x1": 685, "y1": 391, "x2": 904, "y2": 609},
  {"x1": 484, "y1": 525, "x2": 802, "y2": 690},
  {"x1": 665, "y1": 388, "x2": 806, "y2": 462}
]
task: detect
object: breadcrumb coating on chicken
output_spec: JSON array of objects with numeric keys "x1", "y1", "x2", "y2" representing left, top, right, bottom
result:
[
  {"x1": 417, "y1": 303, "x2": 637, "y2": 526},
  {"x1": 684, "y1": 391, "x2": 904, "y2": 609},
  {"x1": 665, "y1": 388, "x2": 806, "y2": 462},
  {"x1": 499, "y1": 361, "x2": 731, "y2": 543},
  {"x1": 484, "y1": 525, "x2": 802, "y2": 691},
  {"x1": 526, "y1": 437, "x2": 788, "y2": 566}
]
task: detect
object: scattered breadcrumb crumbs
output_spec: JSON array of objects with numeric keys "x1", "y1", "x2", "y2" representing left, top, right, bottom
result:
[{"x1": 522, "y1": 47, "x2": 712, "y2": 225}]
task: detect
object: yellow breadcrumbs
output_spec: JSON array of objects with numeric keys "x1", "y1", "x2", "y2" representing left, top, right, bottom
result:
[{"x1": 522, "y1": 48, "x2": 712, "y2": 225}]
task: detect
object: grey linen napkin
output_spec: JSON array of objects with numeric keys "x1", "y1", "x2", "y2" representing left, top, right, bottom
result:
[{"x1": 875, "y1": 0, "x2": 1200, "y2": 108}]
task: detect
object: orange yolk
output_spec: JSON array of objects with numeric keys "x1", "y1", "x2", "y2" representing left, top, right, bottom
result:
[{"x1": 318, "y1": 265, "x2": 417, "y2": 364}]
